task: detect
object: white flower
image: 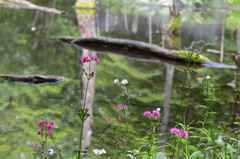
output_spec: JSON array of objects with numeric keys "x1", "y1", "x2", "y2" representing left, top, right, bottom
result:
[
  {"x1": 31, "y1": 27, "x2": 37, "y2": 31},
  {"x1": 157, "y1": 108, "x2": 161, "y2": 112},
  {"x1": 205, "y1": 75, "x2": 211, "y2": 79},
  {"x1": 100, "y1": 149, "x2": 106, "y2": 154},
  {"x1": 93, "y1": 149, "x2": 100, "y2": 155},
  {"x1": 93, "y1": 149, "x2": 106, "y2": 155},
  {"x1": 121, "y1": 79, "x2": 128, "y2": 84},
  {"x1": 48, "y1": 149, "x2": 54, "y2": 155},
  {"x1": 114, "y1": 79, "x2": 119, "y2": 83}
]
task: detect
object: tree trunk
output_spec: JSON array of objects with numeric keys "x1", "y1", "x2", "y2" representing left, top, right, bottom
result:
[
  {"x1": 163, "y1": 0, "x2": 181, "y2": 50},
  {"x1": 159, "y1": 64, "x2": 174, "y2": 151}
]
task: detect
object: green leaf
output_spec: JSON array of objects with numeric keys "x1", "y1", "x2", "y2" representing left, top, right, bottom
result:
[
  {"x1": 189, "y1": 145, "x2": 197, "y2": 151},
  {"x1": 152, "y1": 152, "x2": 168, "y2": 159},
  {"x1": 196, "y1": 105, "x2": 207, "y2": 109},
  {"x1": 226, "y1": 144, "x2": 236, "y2": 154},
  {"x1": 190, "y1": 151, "x2": 202, "y2": 159},
  {"x1": 126, "y1": 154, "x2": 135, "y2": 159}
]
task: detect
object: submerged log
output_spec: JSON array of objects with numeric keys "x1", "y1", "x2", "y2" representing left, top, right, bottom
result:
[
  {"x1": 0, "y1": 74, "x2": 69, "y2": 85},
  {"x1": 58, "y1": 36, "x2": 236, "y2": 69}
]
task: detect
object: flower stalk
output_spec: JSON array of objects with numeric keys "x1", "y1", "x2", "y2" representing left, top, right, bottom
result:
[{"x1": 77, "y1": 55, "x2": 99, "y2": 159}]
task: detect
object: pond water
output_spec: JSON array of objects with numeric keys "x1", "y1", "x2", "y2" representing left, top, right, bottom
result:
[{"x1": 0, "y1": 0, "x2": 239, "y2": 158}]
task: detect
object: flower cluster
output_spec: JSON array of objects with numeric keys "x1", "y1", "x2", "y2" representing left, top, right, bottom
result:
[
  {"x1": 205, "y1": 75, "x2": 211, "y2": 79},
  {"x1": 143, "y1": 110, "x2": 161, "y2": 119},
  {"x1": 114, "y1": 79, "x2": 128, "y2": 84},
  {"x1": 36, "y1": 120, "x2": 55, "y2": 136},
  {"x1": 34, "y1": 143, "x2": 40, "y2": 147},
  {"x1": 115, "y1": 104, "x2": 128, "y2": 109},
  {"x1": 117, "y1": 138, "x2": 127, "y2": 147},
  {"x1": 170, "y1": 128, "x2": 189, "y2": 138},
  {"x1": 81, "y1": 55, "x2": 100, "y2": 63},
  {"x1": 93, "y1": 149, "x2": 106, "y2": 155}
]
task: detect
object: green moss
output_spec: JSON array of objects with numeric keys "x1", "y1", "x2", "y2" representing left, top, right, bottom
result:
[
  {"x1": 75, "y1": 8, "x2": 96, "y2": 16},
  {"x1": 175, "y1": 65, "x2": 206, "y2": 72},
  {"x1": 170, "y1": 17, "x2": 181, "y2": 30},
  {"x1": 74, "y1": 1, "x2": 96, "y2": 15},
  {"x1": 172, "y1": 50, "x2": 211, "y2": 63},
  {"x1": 170, "y1": 35, "x2": 180, "y2": 49},
  {"x1": 75, "y1": 1, "x2": 96, "y2": 9}
]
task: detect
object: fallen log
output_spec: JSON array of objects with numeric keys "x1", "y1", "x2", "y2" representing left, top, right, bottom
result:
[
  {"x1": 0, "y1": 74, "x2": 69, "y2": 85},
  {"x1": 0, "y1": 0, "x2": 67, "y2": 15},
  {"x1": 207, "y1": 49, "x2": 238, "y2": 56},
  {"x1": 58, "y1": 36, "x2": 236, "y2": 69}
]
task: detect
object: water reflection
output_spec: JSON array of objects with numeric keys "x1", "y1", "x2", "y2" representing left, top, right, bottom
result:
[{"x1": 0, "y1": 0, "x2": 239, "y2": 158}]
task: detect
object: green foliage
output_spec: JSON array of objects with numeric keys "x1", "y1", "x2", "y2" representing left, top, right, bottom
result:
[
  {"x1": 227, "y1": 10, "x2": 240, "y2": 31},
  {"x1": 1, "y1": 0, "x2": 239, "y2": 158},
  {"x1": 228, "y1": 0, "x2": 240, "y2": 6}
]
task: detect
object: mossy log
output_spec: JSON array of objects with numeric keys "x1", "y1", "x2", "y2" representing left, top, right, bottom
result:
[
  {"x1": 58, "y1": 36, "x2": 236, "y2": 69},
  {"x1": 0, "y1": 74, "x2": 68, "y2": 85}
]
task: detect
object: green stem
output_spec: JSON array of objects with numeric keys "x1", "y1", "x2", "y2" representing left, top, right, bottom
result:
[
  {"x1": 77, "y1": 61, "x2": 91, "y2": 158},
  {"x1": 148, "y1": 148, "x2": 151, "y2": 159},
  {"x1": 185, "y1": 138, "x2": 190, "y2": 159},
  {"x1": 78, "y1": 120, "x2": 85, "y2": 159},
  {"x1": 51, "y1": 137, "x2": 63, "y2": 159},
  {"x1": 176, "y1": 137, "x2": 180, "y2": 159},
  {"x1": 237, "y1": 133, "x2": 239, "y2": 159},
  {"x1": 224, "y1": 140, "x2": 227, "y2": 159},
  {"x1": 172, "y1": 137, "x2": 176, "y2": 158},
  {"x1": 45, "y1": 133, "x2": 48, "y2": 159},
  {"x1": 83, "y1": 81, "x2": 90, "y2": 110},
  {"x1": 210, "y1": 123, "x2": 217, "y2": 158}
]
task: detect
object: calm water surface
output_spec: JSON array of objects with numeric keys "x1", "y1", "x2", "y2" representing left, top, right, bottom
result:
[{"x1": 0, "y1": 0, "x2": 239, "y2": 158}]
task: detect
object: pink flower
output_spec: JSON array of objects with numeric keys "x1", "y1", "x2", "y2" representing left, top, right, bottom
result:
[
  {"x1": 89, "y1": 55, "x2": 94, "y2": 60},
  {"x1": 170, "y1": 128, "x2": 189, "y2": 138},
  {"x1": 121, "y1": 139, "x2": 126, "y2": 142},
  {"x1": 81, "y1": 56, "x2": 89, "y2": 63},
  {"x1": 36, "y1": 131, "x2": 41, "y2": 135},
  {"x1": 143, "y1": 111, "x2": 152, "y2": 117},
  {"x1": 115, "y1": 104, "x2": 128, "y2": 109},
  {"x1": 38, "y1": 120, "x2": 45, "y2": 126},
  {"x1": 90, "y1": 72, "x2": 95, "y2": 77},
  {"x1": 170, "y1": 128, "x2": 181, "y2": 136},
  {"x1": 47, "y1": 125, "x2": 53, "y2": 130},
  {"x1": 91, "y1": 56, "x2": 100, "y2": 62},
  {"x1": 115, "y1": 104, "x2": 123, "y2": 109},
  {"x1": 81, "y1": 56, "x2": 100, "y2": 63},
  {"x1": 49, "y1": 121, "x2": 55, "y2": 126},
  {"x1": 107, "y1": 118, "x2": 111, "y2": 121},
  {"x1": 34, "y1": 143, "x2": 40, "y2": 147},
  {"x1": 117, "y1": 116, "x2": 121, "y2": 120},
  {"x1": 44, "y1": 121, "x2": 48, "y2": 126},
  {"x1": 40, "y1": 128, "x2": 44, "y2": 131},
  {"x1": 152, "y1": 110, "x2": 160, "y2": 119},
  {"x1": 48, "y1": 131, "x2": 54, "y2": 136},
  {"x1": 181, "y1": 130, "x2": 189, "y2": 138},
  {"x1": 117, "y1": 143, "x2": 121, "y2": 147}
]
